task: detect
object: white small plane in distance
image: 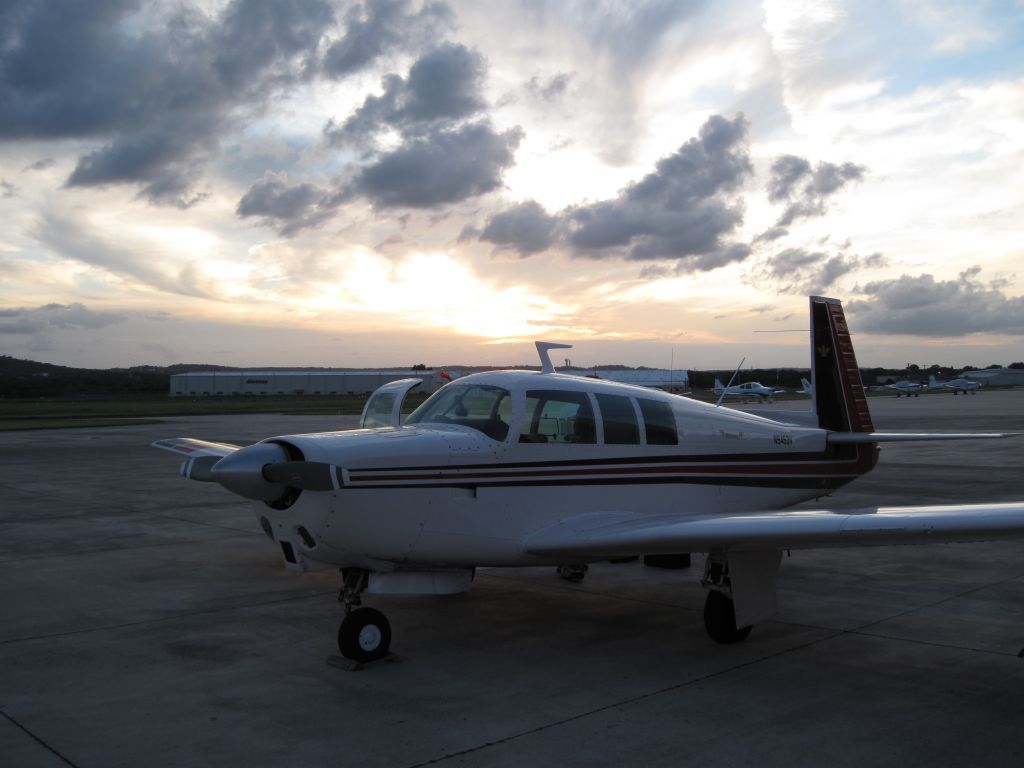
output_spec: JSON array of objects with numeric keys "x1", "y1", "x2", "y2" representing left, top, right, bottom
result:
[
  {"x1": 712, "y1": 378, "x2": 785, "y2": 403},
  {"x1": 154, "y1": 297, "x2": 1024, "y2": 664},
  {"x1": 798, "y1": 377, "x2": 813, "y2": 396},
  {"x1": 929, "y1": 374, "x2": 981, "y2": 395},
  {"x1": 887, "y1": 379, "x2": 922, "y2": 397}
]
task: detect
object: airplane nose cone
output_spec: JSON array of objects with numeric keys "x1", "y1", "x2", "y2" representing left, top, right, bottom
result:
[{"x1": 211, "y1": 442, "x2": 291, "y2": 501}]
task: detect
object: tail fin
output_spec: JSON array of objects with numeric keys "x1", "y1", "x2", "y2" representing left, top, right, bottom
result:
[
  {"x1": 810, "y1": 296, "x2": 873, "y2": 433},
  {"x1": 713, "y1": 377, "x2": 724, "y2": 391}
]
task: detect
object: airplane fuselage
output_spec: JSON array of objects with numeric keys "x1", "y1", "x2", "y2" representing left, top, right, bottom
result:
[{"x1": 254, "y1": 372, "x2": 875, "y2": 573}]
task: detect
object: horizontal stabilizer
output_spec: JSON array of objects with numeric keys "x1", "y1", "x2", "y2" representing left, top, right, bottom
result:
[
  {"x1": 524, "y1": 502, "x2": 1024, "y2": 558},
  {"x1": 827, "y1": 431, "x2": 1021, "y2": 444}
]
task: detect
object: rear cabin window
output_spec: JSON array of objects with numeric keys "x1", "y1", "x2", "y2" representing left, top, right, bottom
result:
[
  {"x1": 595, "y1": 393, "x2": 640, "y2": 445},
  {"x1": 521, "y1": 390, "x2": 596, "y2": 444},
  {"x1": 638, "y1": 398, "x2": 679, "y2": 445}
]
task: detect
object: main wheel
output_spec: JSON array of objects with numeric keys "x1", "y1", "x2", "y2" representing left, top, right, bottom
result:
[
  {"x1": 338, "y1": 607, "x2": 392, "y2": 662},
  {"x1": 703, "y1": 590, "x2": 752, "y2": 644}
]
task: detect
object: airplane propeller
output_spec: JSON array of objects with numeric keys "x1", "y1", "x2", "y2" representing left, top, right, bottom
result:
[
  {"x1": 261, "y1": 461, "x2": 340, "y2": 492},
  {"x1": 205, "y1": 443, "x2": 341, "y2": 501}
]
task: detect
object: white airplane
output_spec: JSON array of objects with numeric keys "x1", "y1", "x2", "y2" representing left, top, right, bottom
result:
[
  {"x1": 798, "y1": 377, "x2": 813, "y2": 396},
  {"x1": 154, "y1": 297, "x2": 1024, "y2": 664},
  {"x1": 712, "y1": 378, "x2": 785, "y2": 403},
  {"x1": 887, "y1": 379, "x2": 922, "y2": 397},
  {"x1": 929, "y1": 374, "x2": 981, "y2": 395}
]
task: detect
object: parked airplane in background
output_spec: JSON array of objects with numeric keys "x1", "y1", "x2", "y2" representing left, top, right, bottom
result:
[
  {"x1": 154, "y1": 297, "x2": 1024, "y2": 664},
  {"x1": 929, "y1": 374, "x2": 981, "y2": 395},
  {"x1": 887, "y1": 379, "x2": 922, "y2": 397},
  {"x1": 798, "y1": 377, "x2": 813, "y2": 396},
  {"x1": 713, "y1": 378, "x2": 785, "y2": 403}
]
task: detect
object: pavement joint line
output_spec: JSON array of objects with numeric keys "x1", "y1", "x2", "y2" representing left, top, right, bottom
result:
[
  {"x1": 844, "y1": 570, "x2": 1024, "y2": 636},
  {"x1": 1, "y1": 709, "x2": 81, "y2": 768},
  {"x1": 400, "y1": 628, "x2": 847, "y2": 768},
  {"x1": 832, "y1": 569, "x2": 1024, "y2": 658},
  {"x1": 0, "y1": 590, "x2": 338, "y2": 647},
  {"x1": 0, "y1": 533, "x2": 265, "y2": 565},
  {"x1": 139, "y1": 512, "x2": 260, "y2": 537}
]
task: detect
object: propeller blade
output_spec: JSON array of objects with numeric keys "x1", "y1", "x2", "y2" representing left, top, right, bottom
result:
[
  {"x1": 262, "y1": 461, "x2": 341, "y2": 491},
  {"x1": 180, "y1": 455, "x2": 220, "y2": 481}
]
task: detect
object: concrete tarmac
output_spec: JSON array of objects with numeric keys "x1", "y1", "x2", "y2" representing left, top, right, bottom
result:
[{"x1": 2, "y1": 391, "x2": 1024, "y2": 767}]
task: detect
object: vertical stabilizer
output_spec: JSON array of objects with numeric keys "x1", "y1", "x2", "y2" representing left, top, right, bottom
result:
[{"x1": 810, "y1": 297, "x2": 873, "y2": 433}]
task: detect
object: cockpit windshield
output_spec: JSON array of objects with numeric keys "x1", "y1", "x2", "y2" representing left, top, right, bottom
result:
[{"x1": 404, "y1": 384, "x2": 512, "y2": 441}]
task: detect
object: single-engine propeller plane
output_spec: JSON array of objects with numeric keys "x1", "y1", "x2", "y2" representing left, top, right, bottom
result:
[
  {"x1": 887, "y1": 379, "x2": 923, "y2": 397},
  {"x1": 930, "y1": 374, "x2": 981, "y2": 395},
  {"x1": 712, "y1": 378, "x2": 784, "y2": 403},
  {"x1": 154, "y1": 297, "x2": 1024, "y2": 663}
]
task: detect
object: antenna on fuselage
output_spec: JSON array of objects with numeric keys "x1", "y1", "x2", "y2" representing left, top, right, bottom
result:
[
  {"x1": 715, "y1": 356, "x2": 746, "y2": 407},
  {"x1": 536, "y1": 341, "x2": 572, "y2": 374}
]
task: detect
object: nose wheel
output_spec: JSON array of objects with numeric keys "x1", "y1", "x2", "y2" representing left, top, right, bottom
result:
[
  {"x1": 338, "y1": 607, "x2": 392, "y2": 662},
  {"x1": 336, "y1": 568, "x2": 392, "y2": 663}
]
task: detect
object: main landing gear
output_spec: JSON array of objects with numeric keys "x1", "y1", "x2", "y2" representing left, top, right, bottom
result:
[
  {"x1": 337, "y1": 568, "x2": 392, "y2": 663},
  {"x1": 701, "y1": 552, "x2": 754, "y2": 644}
]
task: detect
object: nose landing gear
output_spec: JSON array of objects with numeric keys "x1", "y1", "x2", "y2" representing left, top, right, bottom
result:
[{"x1": 337, "y1": 569, "x2": 392, "y2": 663}]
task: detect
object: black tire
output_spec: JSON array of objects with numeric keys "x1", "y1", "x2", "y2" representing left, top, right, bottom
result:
[
  {"x1": 703, "y1": 590, "x2": 752, "y2": 644},
  {"x1": 338, "y1": 607, "x2": 391, "y2": 662},
  {"x1": 643, "y1": 553, "x2": 692, "y2": 569}
]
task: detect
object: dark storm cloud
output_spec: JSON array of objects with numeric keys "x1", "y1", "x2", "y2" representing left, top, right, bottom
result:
[
  {"x1": 236, "y1": 172, "x2": 340, "y2": 235},
  {"x1": 761, "y1": 247, "x2": 886, "y2": 295},
  {"x1": 239, "y1": 121, "x2": 523, "y2": 232},
  {"x1": 0, "y1": 0, "x2": 335, "y2": 206},
  {"x1": 351, "y1": 122, "x2": 524, "y2": 209},
  {"x1": 765, "y1": 155, "x2": 866, "y2": 231},
  {"x1": 474, "y1": 114, "x2": 753, "y2": 271},
  {"x1": 325, "y1": 44, "x2": 487, "y2": 146},
  {"x1": 478, "y1": 201, "x2": 559, "y2": 256},
  {"x1": 321, "y1": 0, "x2": 454, "y2": 78},
  {"x1": 239, "y1": 36, "x2": 522, "y2": 235},
  {"x1": 848, "y1": 269, "x2": 1024, "y2": 336},
  {"x1": 766, "y1": 155, "x2": 812, "y2": 202},
  {"x1": 565, "y1": 113, "x2": 752, "y2": 263},
  {"x1": 0, "y1": 302, "x2": 124, "y2": 335}
]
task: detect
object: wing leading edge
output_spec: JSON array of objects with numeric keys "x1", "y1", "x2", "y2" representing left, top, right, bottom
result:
[
  {"x1": 152, "y1": 437, "x2": 241, "y2": 482},
  {"x1": 523, "y1": 502, "x2": 1024, "y2": 558}
]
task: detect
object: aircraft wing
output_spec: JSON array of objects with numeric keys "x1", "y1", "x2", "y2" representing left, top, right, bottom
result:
[
  {"x1": 151, "y1": 437, "x2": 241, "y2": 482},
  {"x1": 523, "y1": 503, "x2": 1024, "y2": 558},
  {"x1": 152, "y1": 437, "x2": 240, "y2": 457}
]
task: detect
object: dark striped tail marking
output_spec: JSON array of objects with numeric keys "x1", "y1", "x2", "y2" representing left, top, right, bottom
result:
[{"x1": 811, "y1": 296, "x2": 874, "y2": 433}]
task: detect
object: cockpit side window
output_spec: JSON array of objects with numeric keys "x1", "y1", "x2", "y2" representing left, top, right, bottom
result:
[
  {"x1": 363, "y1": 392, "x2": 396, "y2": 428},
  {"x1": 520, "y1": 390, "x2": 596, "y2": 444},
  {"x1": 638, "y1": 398, "x2": 678, "y2": 445},
  {"x1": 404, "y1": 384, "x2": 511, "y2": 440}
]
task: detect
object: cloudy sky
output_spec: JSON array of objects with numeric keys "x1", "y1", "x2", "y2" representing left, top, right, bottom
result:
[{"x1": 1, "y1": 0, "x2": 1022, "y2": 370}]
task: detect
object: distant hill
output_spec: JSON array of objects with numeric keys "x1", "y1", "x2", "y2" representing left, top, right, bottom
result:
[{"x1": 0, "y1": 355, "x2": 171, "y2": 398}]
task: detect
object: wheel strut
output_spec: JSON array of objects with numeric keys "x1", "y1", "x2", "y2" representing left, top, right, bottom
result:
[
  {"x1": 336, "y1": 568, "x2": 393, "y2": 662},
  {"x1": 339, "y1": 568, "x2": 368, "y2": 614}
]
